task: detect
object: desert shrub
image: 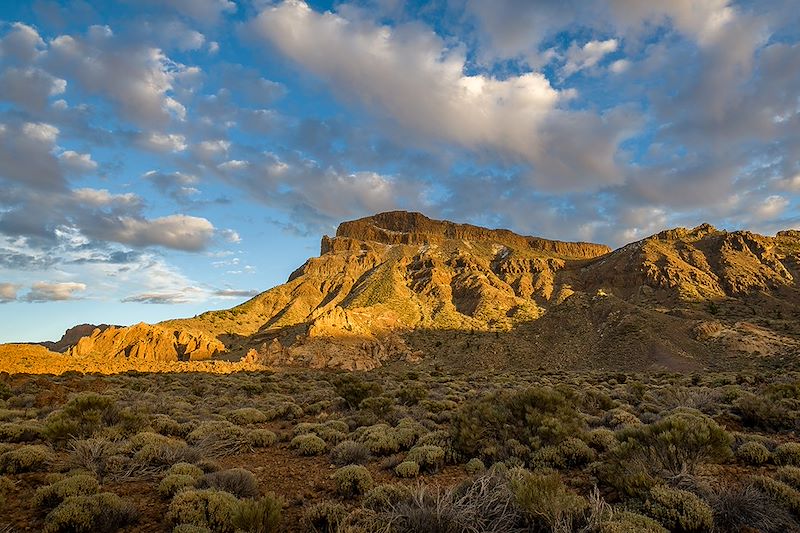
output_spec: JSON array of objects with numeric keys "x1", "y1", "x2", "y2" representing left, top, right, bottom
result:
[
  {"x1": 173, "y1": 525, "x2": 211, "y2": 533},
  {"x1": 751, "y1": 476, "x2": 800, "y2": 515},
  {"x1": 247, "y1": 429, "x2": 276, "y2": 448},
  {"x1": 734, "y1": 392, "x2": 796, "y2": 431},
  {"x1": 0, "y1": 382, "x2": 11, "y2": 401},
  {"x1": 304, "y1": 500, "x2": 348, "y2": 533},
  {"x1": 643, "y1": 486, "x2": 714, "y2": 533},
  {"x1": 774, "y1": 442, "x2": 800, "y2": 466},
  {"x1": 151, "y1": 414, "x2": 185, "y2": 437},
  {"x1": 227, "y1": 408, "x2": 267, "y2": 425},
  {"x1": 333, "y1": 465, "x2": 373, "y2": 497},
  {"x1": 530, "y1": 437, "x2": 596, "y2": 469},
  {"x1": 195, "y1": 458, "x2": 221, "y2": 473},
  {"x1": 66, "y1": 438, "x2": 116, "y2": 480},
  {"x1": 704, "y1": 481, "x2": 797, "y2": 532},
  {"x1": 599, "y1": 411, "x2": 732, "y2": 495},
  {"x1": 451, "y1": 387, "x2": 584, "y2": 462},
  {"x1": 35, "y1": 474, "x2": 100, "y2": 509},
  {"x1": 602, "y1": 407, "x2": 641, "y2": 430},
  {"x1": 43, "y1": 492, "x2": 137, "y2": 533},
  {"x1": 128, "y1": 431, "x2": 195, "y2": 471},
  {"x1": 587, "y1": 428, "x2": 618, "y2": 452},
  {"x1": 330, "y1": 440, "x2": 371, "y2": 466},
  {"x1": 196, "y1": 468, "x2": 259, "y2": 498},
  {"x1": 597, "y1": 511, "x2": 667, "y2": 533},
  {"x1": 0, "y1": 421, "x2": 43, "y2": 442},
  {"x1": 167, "y1": 489, "x2": 238, "y2": 533},
  {"x1": 186, "y1": 421, "x2": 250, "y2": 456},
  {"x1": 406, "y1": 445, "x2": 445, "y2": 473},
  {"x1": 0, "y1": 444, "x2": 53, "y2": 473},
  {"x1": 159, "y1": 474, "x2": 197, "y2": 499},
  {"x1": 361, "y1": 396, "x2": 395, "y2": 418},
  {"x1": 43, "y1": 393, "x2": 120, "y2": 442},
  {"x1": 167, "y1": 462, "x2": 204, "y2": 479},
  {"x1": 231, "y1": 493, "x2": 283, "y2": 533},
  {"x1": 397, "y1": 382, "x2": 428, "y2": 405},
  {"x1": 362, "y1": 483, "x2": 412, "y2": 512},
  {"x1": 263, "y1": 402, "x2": 303, "y2": 421},
  {"x1": 356, "y1": 424, "x2": 401, "y2": 455},
  {"x1": 510, "y1": 470, "x2": 587, "y2": 531},
  {"x1": 0, "y1": 475, "x2": 13, "y2": 509},
  {"x1": 395, "y1": 461, "x2": 420, "y2": 478},
  {"x1": 334, "y1": 375, "x2": 383, "y2": 409},
  {"x1": 778, "y1": 466, "x2": 800, "y2": 490},
  {"x1": 465, "y1": 458, "x2": 485, "y2": 475},
  {"x1": 736, "y1": 440, "x2": 771, "y2": 465},
  {"x1": 290, "y1": 434, "x2": 326, "y2": 456}
]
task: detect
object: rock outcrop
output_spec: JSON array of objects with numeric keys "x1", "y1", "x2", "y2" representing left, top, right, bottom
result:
[
  {"x1": 66, "y1": 323, "x2": 225, "y2": 362},
  {"x1": 40, "y1": 324, "x2": 115, "y2": 352}
]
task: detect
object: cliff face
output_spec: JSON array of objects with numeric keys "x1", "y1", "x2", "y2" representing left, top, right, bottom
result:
[{"x1": 26, "y1": 212, "x2": 800, "y2": 373}]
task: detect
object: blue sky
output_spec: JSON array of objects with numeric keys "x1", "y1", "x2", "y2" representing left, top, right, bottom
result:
[{"x1": 0, "y1": 0, "x2": 799, "y2": 342}]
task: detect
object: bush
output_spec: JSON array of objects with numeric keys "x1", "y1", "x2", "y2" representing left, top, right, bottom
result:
[
  {"x1": 598, "y1": 511, "x2": 668, "y2": 533},
  {"x1": 774, "y1": 442, "x2": 800, "y2": 466},
  {"x1": 405, "y1": 445, "x2": 445, "y2": 473},
  {"x1": 751, "y1": 476, "x2": 800, "y2": 515},
  {"x1": 66, "y1": 438, "x2": 116, "y2": 481},
  {"x1": 600, "y1": 411, "x2": 732, "y2": 495},
  {"x1": 333, "y1": 375, "x2": 383, "y2": 409},
  {"x1": 43, "y1": 393, "x2": 120, "y2": 442},
  {"x1": 35, "y1": 474, "x2": 100, "y2": 509},
  {"x1": 0, "y1": 475, "x2": 13, "y2": 510},
  {"x1": 333, "y1": 465, "x2": 373, "y2": 497},
  {"x1": 531, "y1": 437, "x2": 596, "y2": 469},
  {"x1": 734, "y1": 392, "x2": 796, "y2": 431},
  {"x1": 186, "y1": 421, "x2": 250, "y2": 457},
  {"x1": 248, "y1": 429, "x2": 277, "y2": 448},
  {"x1": 736, "y1": 441, "x2": 771, "y2": 465},
  {"x1": 291, "y1": 434, "x2": 326, "y2": 456},
  {"x1": 330, "y1": 440, "x2": 371, "y2": 466},
  {"x1": 510, "y1": 470, "x2": 587, "y2": 531},
  {"x1": 173, "y1": 525, "x2": 211, "y2": 533},
  {"x1": 643, "y1": 486, "x2": 714, "y2": 533},
  {"x1": 395, "y1": 461, "x2": 419, "y2": 478},
  {"x1": 778, "y1": 466, "x2": 800, "y2": 490},
  {"x1": 167, "y1": 489, "x2": 239, "y2": 533},
  {"x1": 159, "y1": 474, "x2": 196, "y2": 499},
  {"x1": 356, "y1": 424, "x2": 401, "y2": 455},
  {"x1": 167, "y1": 462, "x2": 204, "y2": 479},
  {"x1": 0, "y1": 421, "x2": 43, "y2": 442},
  {"x1": 465, "y1": 458, "x2": 485, "y2": 475},
  {"x1": 43, "y1": 492, "x2": 137, "y2": 533},
  {"x1": 196, "y1": 468, "x2": 259, "y2": 499},
  {"x1": 129, "y1": 432, "x2": 194, "y2": 470},
  {"x1": 227, "y1": 408, "x2": 267, "y2": 425},
  {"x1": 704, "y1": 481, "x2": 797, "y2": 532},
  {"x1": 231, "y1": 493, "x2": 283, "y2": 533},
  {"x1": 304, "y1": 501, "x2": 348, "y2": 533},
  {"x1": 0, "y1": 444, "x2": 53, "y2": 473},
  {"x1": 363, "y1": 483, "x2": 412, "y2": 512},
  {"x1": 451, "y1": 387, "x2": 584, "y2": 462}
]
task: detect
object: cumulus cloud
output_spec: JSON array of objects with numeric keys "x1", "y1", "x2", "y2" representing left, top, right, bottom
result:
[
  {"x1": 0, "y1": 120, "x2": 66, "y2": 190},
  {"x1": 0, "y1": 66, "x2": 66, "y2": 112},
  {"x1": 561, "y1": 39, "x2": 618, "y2": 77},
  {"x1": 137, "y1": 0, "x2": 237, "y2": 24},
  {"x1": 0, "y1": 23, "x2": 46, "y2": 63},
  {"x1": 137, "y1": 132, "x2": 188, "y2": 152},
  {"x1": 24, "y1": 281, "x2": 86, "y2": 302},
  {"x1": 59, "y1": 150, "x2": 97, "y2": 173},
  {"x1": 0, "y1": 283, "x2": 18, "y2": 302},
  {"x1": 83, "y1": 214, "x2": 216, "y2": 251}
]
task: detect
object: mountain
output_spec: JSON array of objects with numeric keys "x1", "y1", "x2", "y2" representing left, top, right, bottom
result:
[{"x1": 8, "y1": 211, "x2": 800, "y2": 373}]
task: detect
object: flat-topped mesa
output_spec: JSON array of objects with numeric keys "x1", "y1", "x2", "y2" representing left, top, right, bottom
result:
[{"x1": 326, "y1": 211, "x2": 611, "y2": 260}]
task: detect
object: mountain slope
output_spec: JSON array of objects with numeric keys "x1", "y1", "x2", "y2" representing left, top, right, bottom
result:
[{"x1": 12, "y1": 211, "x2": 800, "y2": 373}]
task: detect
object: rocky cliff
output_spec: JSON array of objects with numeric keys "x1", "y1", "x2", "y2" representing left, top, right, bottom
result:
[{"x1": 14, "y1": 211, "x2": 800, "y2": 374}]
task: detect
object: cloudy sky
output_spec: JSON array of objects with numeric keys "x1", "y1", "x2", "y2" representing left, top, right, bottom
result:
[{"x1": 0, "y1": 0, "x2": 799, "y2": 342}]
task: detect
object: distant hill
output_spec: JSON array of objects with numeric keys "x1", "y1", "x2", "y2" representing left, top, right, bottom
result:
[{"x1": 8, "y1": 211, "x2": 800, "y2": 373}]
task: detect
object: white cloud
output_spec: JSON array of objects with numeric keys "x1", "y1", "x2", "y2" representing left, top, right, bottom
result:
[
  {"x1": 609, "y1": 59, "x2": 630, "y2": 73},
  {"x1": 72, "y1": 188, "x2": 140, "y2": 208},
  {"x1": 138, "y1": 132, "x2": 188, "y2": 152},
  {"x1": 754, "y1": 195, "x2": 789, "y2": 220},
  {"x1": 84, "y1": 214, "x2": 216, "y2": 251},
  {"x1": 0, "y1": 22, "x2": 45, "y2": 63},
  {"x1": 59, "y1": 150, "x2": 97, "y2": 173},
  {"x1": 139, "y1": 0, "x2": 237, "y2": 24},
  {"x1": 22, "y1": 121, "x2": 59, "y2": 143},
  {"x1": 24, "y1": 281, "x2": 86, "y2": 302},
  {"x1": 0, "y1": 283, "x2": 18, "y2": 302},
  {"x1": 0, "y1": 66, "x2": 66, "y2": 112},
  {"x1": 561, "y1": 39, "x2": 618, "y2": 77}
]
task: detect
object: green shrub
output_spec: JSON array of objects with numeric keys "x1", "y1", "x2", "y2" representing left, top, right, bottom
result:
[
  {"x1": 531, "y1": 437, "x2": 596, "y2": 469},
  {"x1": 159, "y1": 474, "x2": 196, "y2": 499},
  {"x1": 356, "y1": 424, "x2": 401, "y2": 455},
  {"x1": 333, "y1": 465, "x2": 373, "y2": 497},
  {"x1": 451, "y1": 387, "x2": 584, "y2": 462},
  {"x1": 510, "y1": 470, "x2": 587, "y2": 531},
  {"x1": 167, "y1": 489, "x2": 239, "y2": 533},
  {"x1": 128, "y1": 431, "x2": 194, "y2": 470},
  {"x1": 363, "y1": 483, "x2": 412, "y2": 512},
  {"x1": 602, "y1": 408, "x2": 642, "y2": 429},
  {"x1": 330, "y1": 440, "x2": 371, "y2": 466},
  {"x1": 598, "y1": 511, "x2": 668, "y2": 532},
  {"x1": 587, "y1": 428, "x2": 618, "y2": 452},
  {"x1": 35, "y1": 474, "x2": 100, "y2": 509},
  {"x1": 405, "y1": 445, "x2": 445, "y2": 473},
  {"x1": 778, "y1": 466, "x2": 800, "y2": 490},
  {"x1": 231, "y1": 493, "x2": 283, "y2": 533},
  {"x1": 0, "y1": 444, "x2": 53, "y2": 473},
  {"x1": 290, "y1": 434, "x2": 326, "y2": 456},
  {"x1": 186, "y1": 421, "x2": 250, "y2": 456},
  {"x1": 0, "y1": 421, "x2": 43, "y2": 442},
  {"x1": 333, "y1": 375, "x2": 383, "y2": 409},
  {"x1": 304, "y1": 500, "x2": 348, "y2": 533},
  {"x1": 66, "y1": 438, "x2": 116, "y2": 480},
  {"x1": 196, "y1": 468, "x2": 259, "y2": 498},
  {"x1": 248, "y1": 429, "x2": 277, "y2": 448},
  {"x1": 43, "y1": 492, "x2": 137, "y2": 533},
  {"x1": 600, "y1": 411, "x2": 732, "y2": 495},
  {"x1": 227, "y1": 408, "x2": 267, "y2": 425},
  {"x1": 394, "y1": 461, "x2": 419, "y2": 478},
  {"x1": 774, "y1": 442, "x2": 800, "y2": 466},
  {"x1": 705, "y1": 481, "x2": 798, "y2": 532},
  {"x1": 43, "y1": 393, "x2": 120, "y2": 442},
  {"x1": 751, "y1": 476, "x2": 800, "y2": 515},
  {"x1": 396, "y1": 382, "x2": 428, "y2": 405},
  {"x1": 0, "y1": 475, "x2": 14, "y2": 510},
  {"x1": 736, "y1": 441, "x2": 771, "y2": 465},
  {"x1": 465, "y1": 458, "x2": 485, "y2": 475},
  {"x1": 173, "y1": 525, "x2": 211, "y2": 533},
  {"x1": 734, "y1": 392, "x2": 796, "y2": 431},
  {"x1": 166, "y1": 462, "x2": 204, "y2": 479},
  {"x1": 643, "y1": 486, "x2": 714, "y2": 533}
]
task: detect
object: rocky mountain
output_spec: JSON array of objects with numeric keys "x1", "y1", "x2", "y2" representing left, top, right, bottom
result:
[
  {"x1": 9, "y1": 211, "x2": 800, "y2": 373},
  {"x1": 40, "y1": 324, "x2": 115, "y2": 352}
]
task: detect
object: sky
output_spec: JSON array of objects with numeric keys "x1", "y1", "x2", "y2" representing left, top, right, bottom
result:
[{"x1": 0, "y1": 0, "x2": 799, "y2": 342}]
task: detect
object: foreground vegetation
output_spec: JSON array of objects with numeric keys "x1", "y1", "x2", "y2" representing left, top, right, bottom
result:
[{"x1": 1, "y1": 368, "x2": 799, "y2": 532}]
